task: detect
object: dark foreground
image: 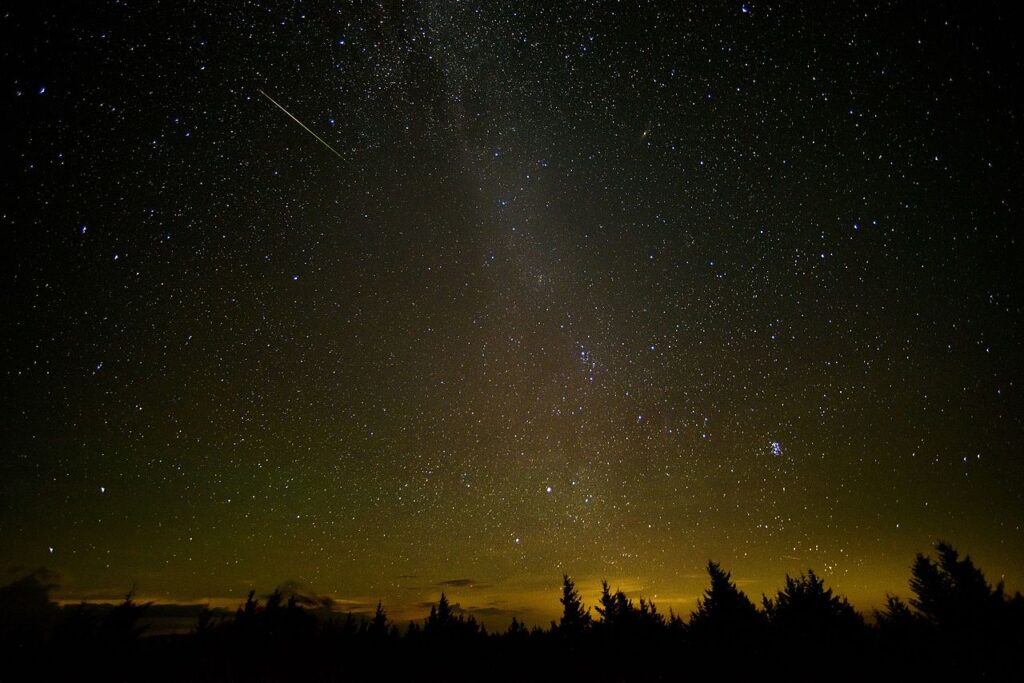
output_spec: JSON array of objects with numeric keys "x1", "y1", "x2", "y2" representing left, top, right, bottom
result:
[{"x1": 2, "y1": 543, "x2": 1021, "y2": 681}]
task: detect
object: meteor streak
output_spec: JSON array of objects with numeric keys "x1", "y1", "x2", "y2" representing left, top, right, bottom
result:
[{"x1": 258, "y1": 88, "x2": 344, "y2": 160}]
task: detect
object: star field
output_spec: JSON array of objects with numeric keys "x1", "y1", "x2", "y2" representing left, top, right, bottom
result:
[{"x1": 2, "y1": 1, "x2": 1022, "y2": 625}]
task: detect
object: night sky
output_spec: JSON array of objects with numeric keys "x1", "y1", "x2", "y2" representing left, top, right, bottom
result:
[{"x1": 3, "y1": 2, "x2": 1022, "y2": 627}]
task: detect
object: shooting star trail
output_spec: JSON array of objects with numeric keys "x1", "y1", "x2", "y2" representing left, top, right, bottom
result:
[{"x1": 258, "y1": 88, "x2": 344, "y2": 160}]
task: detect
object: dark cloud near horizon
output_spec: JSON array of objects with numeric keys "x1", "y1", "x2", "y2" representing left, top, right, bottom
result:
[
  {"x1": 460, "y1": 606, "x2": 508, "y2": 617},
  {"x1": 413, "y1": 597, "x2": 525, "y2": 624},
  {"x1": 271, "y1": 580, "x2": 336, "y2": 610},
  {"x1": 436, "y1": 578, "x2": 489, "y2": 589},
  {"x1": 4, "y1": 567, "x2": 59, "y2": 584}
]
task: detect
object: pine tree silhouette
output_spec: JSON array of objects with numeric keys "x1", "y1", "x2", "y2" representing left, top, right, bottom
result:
[
  {"x1": 909, "y1": 541, "x2": 999, "y2": 631},
  {"x1": 875, "y1": 594, "x2": 918, "y2": 630},
  {"x1": 101, "y1": 589, "x2": 152, "y2": 644},
  {"x1": 689, "y1": 561, "x2": 762, "y2": 640},
  {"x1": 236, "y1": 589, "x2": 258, "y2": 625},
  {"x1": 595, "y1": 579, "x2": 615, "y2": 623},
  {"x1": 763, "y1": 569, "x2": 864, "y2": 638},
  {"x1": 595, "y1": 579, "x2": 634, "y2": 629},
  {"x1": 369, "y1": 601, "x2": 388, "y2": 637},
  {"x1": 594, "y1": 579, "x2": 657, "y2": 636},
  {"x1": 425, "y1": 592, "x2": 453, "y2": 632},
  {"x1": 506, "y1": 616, "x2": 529, "y2": 639},
  {"x1": 555, "y1": 574, "x2": 591, "y2": 636},
  {"x1": 0, "y1": 569, "x2": 60, "y2": 643}
]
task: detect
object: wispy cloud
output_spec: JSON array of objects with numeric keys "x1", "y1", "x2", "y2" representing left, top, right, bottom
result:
[{"x1": 436, "y1": 578, "x2": 489, "y2": 589}]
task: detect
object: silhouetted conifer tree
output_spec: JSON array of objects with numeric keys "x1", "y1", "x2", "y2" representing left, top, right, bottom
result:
[
  {"x1": 236, "y1": 590, "x2": 258, "y2": 624},
  {"x1": 425, "y1": 592, "x2": 463, "y2": 637},
  {"x1": 874, "y1": 593, "x2": 925, "y2": 660},
  {"x1": 339, "y1": 611, "x2": 357, "y2": 636},
  {"x1": 689, "y1": 561, "x2": 762, "y2": 640},
  {"x1": 556, "y1": 574, "x2": 591, "y2": 636},
  {"x1": 763, "y1": 569, "x2": 864, "y2": 639},
  {"x1": 595, "y1": 580, "x2": 653, "y2": 636},
  {"x1": 667, "y1": 609, "x2": 686, "y2": 636},
  {"x1": 101, "y1": 589, "x2": 151, "y2": 644},
  {"x1": 370, "y1": 601, "x2": 388, "y2": 636},
  {"x1": 0, "y1": 569, "x2": 60, "y2": 643},
  {"x1": 507, "y1": 616, "x2": 529, "y2": 639},
  {"x1": 896, "y1": 542, "x2": 1024, "y2": 678},
  {"x1": 406, "y1": 620, "x2": 421, "y2": 638},
  {"x1": 875, "y1": 595, "x2": 918, "y2": 630},
  {"x1": 265, "y1": 588, "x2": 284, "y2": 613},
  {"x1": 909, "y1": 541, "x2": 1001, "y2": 632},
  {"x1": 595, "y1": 580, "x2": 631, "y2": 628},
  {"x1": 435, "y1": 593, "x2": 452, "y2": 625},
  {"x1": 637, "y1": 597, "x2": 665, "y2": 630}
]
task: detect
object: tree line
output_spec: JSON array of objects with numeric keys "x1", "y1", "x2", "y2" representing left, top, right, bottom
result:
[{"x1": 1, "y1": 541, "x2": 1021, "y2": 681}]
